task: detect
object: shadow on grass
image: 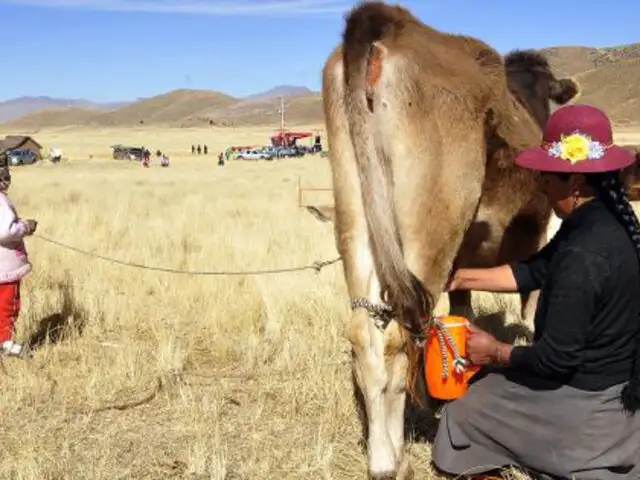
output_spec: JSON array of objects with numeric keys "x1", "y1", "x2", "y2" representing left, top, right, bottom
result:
[{"x1": 28, "y1": 278, "x2": 88, "y2": 351}]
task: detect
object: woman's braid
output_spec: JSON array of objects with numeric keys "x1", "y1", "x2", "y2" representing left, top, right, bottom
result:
[
  {"x1": 589, "y1": 171, "x2": 640, "y2": 414},
  {"x1": 598, "y1": 174, "x2": 640, "y2": 249}
]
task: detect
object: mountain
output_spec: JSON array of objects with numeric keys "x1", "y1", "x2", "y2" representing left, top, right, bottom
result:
[
  {"x1": 181, "y1": 92, "x2": 323, "y2": 127},
  {"x1": 0, "y1": 85, "x2": 316, "y2": 127},
  {"x1": 242, "y1": 85, "x2": 316, "y2": 102},
  {"x1": 540, "y1": 43, "x2": 640, "y2": 125},
  {"x1": 0, "y1": 96, "x2": 130, "y2": 124},
  {"x1": 87, "y1": 89, "x2": 237, "y2": 126},
  {"x1": 1, "y1": 87, "x2": 322, "y2": 128},
  {"x1": 3, "y1": 41, "x2": 640, "y2": 129},
  {"x1": 540, "y1": 43, "x2": 640, "y2": 78},
  {"x1": 570, "y1": 58, "x2": 640, "y2": 125}
]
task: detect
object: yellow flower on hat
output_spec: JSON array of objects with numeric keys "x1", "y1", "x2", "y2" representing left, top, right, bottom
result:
[{"x1": 559, "y1": 133, "x2": 591, "y2": 164}]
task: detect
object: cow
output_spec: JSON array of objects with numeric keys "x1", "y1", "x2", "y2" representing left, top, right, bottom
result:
[{"x1": 320, "y1": 2, "x2": 580, "y2": 479}]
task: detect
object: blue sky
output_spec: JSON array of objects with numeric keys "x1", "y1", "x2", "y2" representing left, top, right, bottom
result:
[{"x1": 1, "y1": 0, "x2": 638, "y2": 102}]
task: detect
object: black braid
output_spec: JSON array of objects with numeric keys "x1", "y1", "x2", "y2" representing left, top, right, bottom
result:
[{"x1": 586, "y1": 171, "x2": 640, "y2": 414}]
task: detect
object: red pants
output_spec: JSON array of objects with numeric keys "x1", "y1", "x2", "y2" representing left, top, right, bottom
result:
[{"x1": 0, "y1": 281, "x2": 21, "y2": 343}]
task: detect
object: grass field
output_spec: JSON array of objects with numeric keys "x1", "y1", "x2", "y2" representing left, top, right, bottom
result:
[{"x1": 0, "y1": 124, "x2": 638, "y2": 479}]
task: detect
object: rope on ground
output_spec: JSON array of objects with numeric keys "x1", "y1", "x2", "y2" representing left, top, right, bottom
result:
[
  {"x1": 33, "y1": 234, "x2": 342, "y2": 276},
  {"x1": 72, "y1": 377, "x2": 163, "y2": 415},
  {"x1": 69, "y1": 360, "x2": 350, "y2": 415},
  {"x1": 182, "y1": 359, "x2": 348, "y2": 381}
]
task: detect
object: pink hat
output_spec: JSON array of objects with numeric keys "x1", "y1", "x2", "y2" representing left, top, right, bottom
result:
[{"x1": 515, "y1": 104, "x2": 636, "y2": 173}]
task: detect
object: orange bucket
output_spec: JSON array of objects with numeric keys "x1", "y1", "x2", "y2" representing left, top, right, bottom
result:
[{"x1": 424, "y1": 315, "x2": 480, "y2": 400}]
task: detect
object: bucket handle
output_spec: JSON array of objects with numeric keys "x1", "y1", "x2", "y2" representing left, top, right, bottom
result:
[{"x1": 432, "y1": 317, "x2": 473, "y2": 380}]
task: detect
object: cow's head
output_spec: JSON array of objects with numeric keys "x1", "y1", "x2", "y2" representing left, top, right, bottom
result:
[{"x1": 504, "y1": 50, "x2": 580, "y2": 128}]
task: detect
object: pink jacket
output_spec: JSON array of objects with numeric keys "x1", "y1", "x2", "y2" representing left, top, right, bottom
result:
[{"x1": 0, "y1": 192, "x2": 31, "y2": 284}]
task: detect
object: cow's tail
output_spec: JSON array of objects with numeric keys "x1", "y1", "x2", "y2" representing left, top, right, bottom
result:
[{"x1": 342, "y1": 3, "x2": 434, "y2": 405}]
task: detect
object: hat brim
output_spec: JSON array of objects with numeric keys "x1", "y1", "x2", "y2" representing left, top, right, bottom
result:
[{"x1": 515, "y1": 145, "x2": 636, "y2": 173}]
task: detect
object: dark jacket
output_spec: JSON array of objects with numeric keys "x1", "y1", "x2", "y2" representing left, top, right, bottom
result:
[{"x1": 509, "y1": 197, "x2": 640, "y2": 391}]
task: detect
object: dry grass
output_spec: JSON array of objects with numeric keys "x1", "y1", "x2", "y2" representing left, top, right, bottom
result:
[{"x1": 0, "y1": 124, "x2": 638, "y2": 479}]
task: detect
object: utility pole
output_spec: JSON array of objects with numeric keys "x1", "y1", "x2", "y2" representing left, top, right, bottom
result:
[{"x1": 278, "y1": 95, "x2": 285, "y2": 137}]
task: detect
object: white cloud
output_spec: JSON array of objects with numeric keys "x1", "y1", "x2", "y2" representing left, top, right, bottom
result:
[{"x1": 0, "y1": 0, "x2": 355, "y2": 15}]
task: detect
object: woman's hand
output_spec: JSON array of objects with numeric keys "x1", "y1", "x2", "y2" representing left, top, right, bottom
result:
[
  {"x1": 444, "y1": 265, "x2": 520, "y2": 293},
  {"x1": 466, "y1": 324, "x2": 501, "y2": 365}
]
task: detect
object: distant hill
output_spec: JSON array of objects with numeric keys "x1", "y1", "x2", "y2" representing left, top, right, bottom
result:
[
  {"x1": 3, "y1": 41, "x2": 640, "y2": 129},
  {"x1": 242, "y1": 85, "x2": 315, "y2": 102},
  {"x1": 539, "y1": 43, "x2": 640, "y2": 125},
  {"x1": 0, "y1": 96, "x2": 129, "y2": 124},
  {"x1": 88, "y1": 89, "x2": 237, "y2": 126},
  {"x1": 572, "y1": 58, "x2": 640, "y2": 125},
  {"x1": 181, "y1": 92, "x2": 322, "y2": 127},
  {"x1": 2, "y1": 87, "x2": 322, "y2": 129},
  {"x1": 540, "y1": 43, "x2": 640, "y2": 78},
  {"x1": 2, "y1": 107, "x2": 101, "y2": 129}
]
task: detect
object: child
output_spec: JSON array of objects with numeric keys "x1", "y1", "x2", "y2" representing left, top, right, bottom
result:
[{"x1": 0, "y1": 151, "x2": 37, "y2": 357}]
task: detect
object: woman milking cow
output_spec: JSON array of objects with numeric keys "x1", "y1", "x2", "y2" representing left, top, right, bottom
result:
[{"x1": 433, "y1": 104, "x2": 640, "y2": 479}]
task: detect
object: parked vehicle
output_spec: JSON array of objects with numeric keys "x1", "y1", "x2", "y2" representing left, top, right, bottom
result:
[
  {"x1": 262, "y1": 146, "x2": 305, "y2": 158},
  {"x1": 276, "y1": 147, "x2": 298, "y2": 158},
  {"x1": 111, "y1": 145, "x2": 145, "y2": 161},
  {"x1": 6, "y1": 149, "x2": 38, "y2": 166},
  {"x1": 235, "y1": 149, "x2": 274, "y2": 160}
]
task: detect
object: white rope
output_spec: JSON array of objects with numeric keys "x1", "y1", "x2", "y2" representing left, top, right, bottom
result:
[{"x1": 432, "y1": 318, "x2": 470, "y2": 380}]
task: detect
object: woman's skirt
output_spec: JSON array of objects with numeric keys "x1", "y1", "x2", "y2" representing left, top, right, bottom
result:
[{"x1": 431, "y1": 368, "x2": 640, "y2": 479}]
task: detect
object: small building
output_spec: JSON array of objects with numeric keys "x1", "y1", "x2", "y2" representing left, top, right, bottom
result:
[{"x1": 0, "y1": 135, "x2": 43, "y2": 159}]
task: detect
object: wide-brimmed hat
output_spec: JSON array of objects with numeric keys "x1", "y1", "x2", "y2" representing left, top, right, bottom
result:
[{"x1": 515, "y1": 104, "x2": 636, "y2": 173}]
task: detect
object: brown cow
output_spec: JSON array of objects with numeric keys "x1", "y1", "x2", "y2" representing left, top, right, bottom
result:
[
  {"x1": 311, "y1": 51, "x2": 580, "y2": 323},
  {"x1": 321, "y1": 2, "x2": 579, "y2": 479}
]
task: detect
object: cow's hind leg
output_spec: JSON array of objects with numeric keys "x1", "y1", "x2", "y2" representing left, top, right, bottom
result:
[
  {"x1": 348, "y1": 288, "x2": 402, "y2": 479},
  {"x1": 383, "y1": 322, "x2": 414, "y2": 480},
  {"x1": 323, "y1": 48, "x2": 400, "y2": 479}
]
